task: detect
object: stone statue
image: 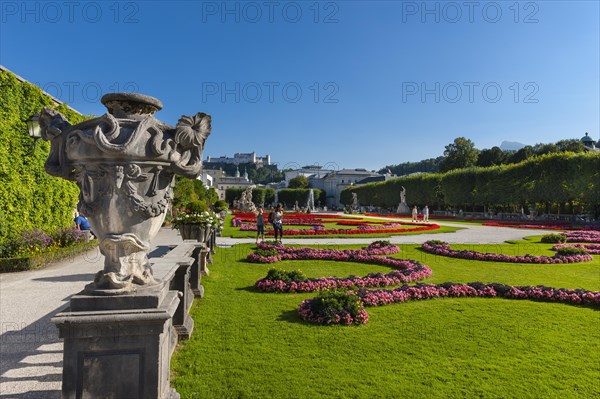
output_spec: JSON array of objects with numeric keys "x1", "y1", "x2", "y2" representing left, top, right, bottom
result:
[
  {"x1": 237, "y1": 186, "x2": 256, "y2": 213},
  {"x1": 352, "y1": 193, "x2": 359, "y2": 209},
  {"x1": 396, "y1": 186, "x2": 411, "y2": 214},
  {"x1": 40, "y1": 92, "x2": 211, "y2": 293}
]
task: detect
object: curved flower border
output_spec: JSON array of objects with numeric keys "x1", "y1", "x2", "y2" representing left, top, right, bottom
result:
[
  {"x1": 251, "y1": 242, "x2": 432, "y2": 292},
  {"x1": 552, "y1": 243, "x2": 600, "y2": 255},
  {"x1": 358, "y1": 282, "x2": 600, "y2": 308},
  {"x1": 562, "y1": 230, "x2": 600, "y2": 244},
  {"x1": 421, "y1": 241, "x2": 593, "y2": 264},
  {"x1": 297, "y1": 282, "x2": 600, "y2": 325}
]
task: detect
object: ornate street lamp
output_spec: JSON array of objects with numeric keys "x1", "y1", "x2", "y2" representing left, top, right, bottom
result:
[{"x1": 26, "y1": 113, "x2": 41, "y2": 149}]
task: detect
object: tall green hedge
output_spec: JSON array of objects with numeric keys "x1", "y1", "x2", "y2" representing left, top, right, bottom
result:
[
  {"x1": 0, "y1": 71, "x2": 89, "y2": 243},
  {"x1": 341, "y1": 152, "x2": 600, "y2": 215}
]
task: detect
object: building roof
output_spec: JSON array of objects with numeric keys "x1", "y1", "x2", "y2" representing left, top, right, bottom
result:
[
  {"x1": 356, "y1": 176, "x2": 386, "y2": 185},
  {"x1": 581, "y1": 132, "x2": 594, "y2": 144}
]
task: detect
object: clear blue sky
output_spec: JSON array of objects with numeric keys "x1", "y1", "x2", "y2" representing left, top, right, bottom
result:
[{"x1": 1, "y1": 1, "x2": 598, "y2": 171}]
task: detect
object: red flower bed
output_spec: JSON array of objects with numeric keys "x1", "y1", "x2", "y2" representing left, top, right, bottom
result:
[{"x1": 421, "y1": 240, "x2": 593, "y2": 264}]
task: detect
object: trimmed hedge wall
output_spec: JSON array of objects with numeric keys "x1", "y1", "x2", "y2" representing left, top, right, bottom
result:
[
  {"x1": 0, "y1": 70, "x2": 89, "y2": 243},
  {"x1": 276, "y1": 188, "x2": 324, "y2": 208},
  {"x1": 341, "y1": 152, "x2": 600, "y2": 214}
]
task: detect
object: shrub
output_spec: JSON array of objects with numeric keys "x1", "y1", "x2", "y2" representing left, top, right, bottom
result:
[
  {"x1": 53, "y1": 226, "x2": 86, "y2": 247},
  {"x1": 266, "y1": 268, "x2": 307, "y2": 283},
  {"x1": 299, "y1": 290, "x2": 368, "y2": 325},
  {"x1": 541, "y1": 234, "x2": 567, "y2": 243},
  {"x1": 16, "y1": 229, "x2": 54, "y2": 253},
  {"x1": 555, "y1": 247, "x2": 589, "y2": 256},
  {"x1": 255, "y1": 248, "x2": 280, "y2": 258},
  {"x1": 213, "y1": 200, "x2": 228, "y2": 213},
  {"x1": 186, "y1": 200, "x2": 209, "y2": 213}
]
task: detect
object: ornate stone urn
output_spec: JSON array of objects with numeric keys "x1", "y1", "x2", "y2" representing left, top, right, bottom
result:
[{"x1": 40, "y1": 92, "x2": 211, "y2": 294}]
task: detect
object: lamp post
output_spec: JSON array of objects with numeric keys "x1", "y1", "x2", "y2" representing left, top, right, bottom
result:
[{"x1": 26, "y1": 113, "x2": 42, "y2": 149}]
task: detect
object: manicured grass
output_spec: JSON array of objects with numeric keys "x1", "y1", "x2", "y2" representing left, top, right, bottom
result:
[
  {"x1": 221, "y1": 214, "x2": 463, "y2": 238},
  {"x1": 171, "y1": 242, "x2": 600, "y2": 398}
]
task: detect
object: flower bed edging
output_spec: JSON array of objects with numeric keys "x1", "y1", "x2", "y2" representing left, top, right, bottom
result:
[
  {"x1": 358, "y1": 282, "x2": 600, "y2": 308},
  {"x1": 552, "y1": 243, "x2": 600, "y2": 255},
  {"x1": 562, "y1": 230, "x2": 600, "y2": 244},
  {"x1": 250, "y1": 242, "x2": 432, "y2": 292},
  {"x1": 421, "y1": 241, "x2": 593, "y2": 264}
]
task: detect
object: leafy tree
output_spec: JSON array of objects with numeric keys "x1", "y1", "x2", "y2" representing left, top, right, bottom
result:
[
  {"x1": 172, "y1": 177, "x2": 217, "y2": 210},
  {"x1": 477, "y1": 146, "x2": 506, "y2": 167},
  {"x1": 439, "y1": 137, "x2": 480, "y2": 172},
  {"x1": 556, "y1": 139, "x2": 586, "y2": 153},
  {"x1": 507, "y1": 145, "x2": 533, "y2": 164},
  {"x1": 288, "y1": 175, "x2": 309, "y2": 189},
  {"x1": 379, "y1": 157, "x2": 443, "y2": 176}
]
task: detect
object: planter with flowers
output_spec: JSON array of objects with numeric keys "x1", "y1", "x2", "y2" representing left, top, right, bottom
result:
[{"x1": 172, "y1": 210, "x2": 221, "y2": 243}]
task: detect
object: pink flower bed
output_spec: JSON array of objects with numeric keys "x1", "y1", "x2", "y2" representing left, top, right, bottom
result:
[
  {"x1": 358, "y1": 282, "x2": 600, "y2": 308},
  {"x1": 251, "y1": 242, "x2": 432, "y2": 292},
  {"x1": 421, "y1": 241, "x2": 593, "y2": 264},
  {"x1": 552, "y1": 243, "x2": 600, "y2": 255},
  {"x1": 298, "y1": 297, "x2": 369, "y2": 326},
  {"x1": 562, "y1": 230, "x2": 600, "y2": 243}
]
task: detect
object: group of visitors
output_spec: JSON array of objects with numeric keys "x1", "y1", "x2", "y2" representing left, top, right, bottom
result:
[
  {"x1": 411, "y1": 205, "x2": 430, "y2": 223},
  {"x1": 255, "y1": 203, "x2": 284, "y2": 243}
]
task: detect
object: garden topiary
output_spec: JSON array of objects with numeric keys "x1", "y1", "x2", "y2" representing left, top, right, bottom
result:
[
  {"x1": 541, "y1": 234, "x2": 567, "y2": 243},
  {"x1": 555, "y1": 246, "x2": 589, "y2": 256},
  {"x1": 186, "y1": 200, "x2": 209, "y2": 213}
]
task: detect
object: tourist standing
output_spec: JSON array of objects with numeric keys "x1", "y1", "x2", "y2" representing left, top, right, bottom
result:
[
  {"x1": 273, "y1": 203, "x2": 284, "y2": 242},
  {"x1": 412, "y1": 206, "x2": 418, "y2": 222},
  {"x1": 256, "y1": 208, "x2": 265, "y2": 243},
  {"x1": 423, "y1": 205, "x2": 429, "y2": 223}
]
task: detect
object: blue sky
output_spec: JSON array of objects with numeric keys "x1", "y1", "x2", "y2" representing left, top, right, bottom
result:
[{"x1": 1, "y1": 1, "x2": 598, "y2": 171}]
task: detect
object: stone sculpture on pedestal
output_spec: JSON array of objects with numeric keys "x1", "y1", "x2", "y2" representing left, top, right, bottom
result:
[
  {"x1": 40, "y1": 92, "x2": 211, "y2": 294},
  {"x1": 396, "y1": 186, "x2": 411, "y2": 214},
  {"x1": 41, "y1": 92, "x2": 211, "y2": 399}
]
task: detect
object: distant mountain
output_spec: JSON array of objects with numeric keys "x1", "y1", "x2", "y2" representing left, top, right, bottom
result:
[{"x1": 500, "y1": 141, "x2": 526, "y2": 151}]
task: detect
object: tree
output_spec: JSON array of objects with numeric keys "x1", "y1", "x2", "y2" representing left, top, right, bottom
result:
[
  {"x1": 477, "y1": 146, "x2": 506, "y2": 167},
  {"x1": 556, "y1": 139, "x2": 586, "y2": 153},
  {"x1": 439, "y1": 137, "x2": 480, "y2": 172},
  {"x1": 507, "y1": 145, "x2": 533, "y2": 164},
  {"x1": 288, "y1": 175, "x2": 309, "y2": 189}
]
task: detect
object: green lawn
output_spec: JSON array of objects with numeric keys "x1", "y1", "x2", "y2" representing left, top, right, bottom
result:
[{"x1": 171, "y1": 242, "x2": 600, "y2": 398}]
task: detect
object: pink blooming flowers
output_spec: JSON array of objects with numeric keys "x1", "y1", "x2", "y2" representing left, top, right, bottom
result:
[
  {"x1": 251, "y1": 242, "x2": 432, "y2": 292},
  {"x1": 421, "y1": 241, "x2": 594, "y2": 264},
  {"x1": 552, "y1": 243, "x2": 600, "y2": 255},
  {"x1": 357, "y1": 282, "x2": 600, "y2": 309},
  {"x1": 562, "y1": 230, "x2": 600, "y2": 244}
]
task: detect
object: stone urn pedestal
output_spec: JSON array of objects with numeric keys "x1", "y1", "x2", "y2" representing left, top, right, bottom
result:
[
  {"x1": 52, "y1": 282, "x2": 180, "y2": 399},
  {"x1": 40, "y1": 92, "x2": 213, "y2": 399}
]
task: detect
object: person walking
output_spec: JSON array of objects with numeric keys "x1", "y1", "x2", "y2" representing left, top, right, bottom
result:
[
  {"x1": 256, "y1": 208, "x2": 265, "y2": 243},
  {"x1": 423, "y1": 205, "x2": 430, "y2": 223},
  {"x1": 272, "y1": 203, "x2": 284, "y2": 242},
  {"x1": 411, "y1": 206, "x2": 418, "y2": 222}
]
